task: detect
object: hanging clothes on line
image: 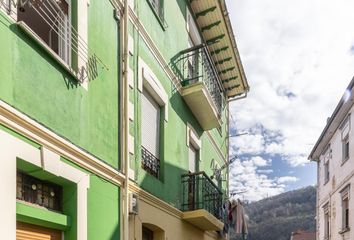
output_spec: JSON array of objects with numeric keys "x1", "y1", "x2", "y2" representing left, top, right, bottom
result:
[{"x1": 228, "y1": 199, "x2": 248, "y2": 240}]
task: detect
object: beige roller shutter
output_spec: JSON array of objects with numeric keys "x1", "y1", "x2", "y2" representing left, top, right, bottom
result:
[
  {"x1": 16, "y1": 222, "x2": 62, "y2": 240},
  {"x1": 141, "y1": 89, "x2": 161, "y2": 158},
  {"x1": 189, "y1": 145, "x2": 197, "y2": 173}
]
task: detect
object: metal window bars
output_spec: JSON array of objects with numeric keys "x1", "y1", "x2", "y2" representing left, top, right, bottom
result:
[
  {"x1": 0, "y1": 0, "x2": 108, "y2": 81},
  {"x1": 16, "y1": 171, "x2": 62, "y2": 212},
  {"x1": 181, "y1": 171, "x2": 223, "y2": 219},
  {"x1": 171, "y1": 44, "x2": 224, "y2": 117},
  {"x1": 141, "y1": 145, "x2": 160, "y2": 179}
]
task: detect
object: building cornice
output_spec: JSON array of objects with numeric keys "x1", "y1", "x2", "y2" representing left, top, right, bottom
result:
[
  {"x1": 0, "y1": 100, "x2": 125, "y2": 187},
  {"x1": 129, "y1": 183, "x2": 183, "y2": 219}
]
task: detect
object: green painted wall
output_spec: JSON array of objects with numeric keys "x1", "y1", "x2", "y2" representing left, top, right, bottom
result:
[
  {"x1": 129, "y1": 0, "x2": 229, "y2": 207},
  {"x1": 0, "y1": 0, "x2": 120, "y2": 169}
]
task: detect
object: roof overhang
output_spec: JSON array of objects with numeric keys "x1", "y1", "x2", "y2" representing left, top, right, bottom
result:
[
  {"x1": 309, "y1": 77, "x2": 354, "y2": 161},
  {"x1": 189, "y1": 0, "x2": 249, "y2": 98}
]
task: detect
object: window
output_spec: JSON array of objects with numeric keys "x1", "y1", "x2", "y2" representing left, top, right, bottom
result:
[
  {"x1": 186, "y1": 37, "x2": 199, "y2": 84},
  {"x1": 142, "y1": 226, "x2": 153, "y2": 240},
  {"x1": 341, "y1": 185, "x2": 350, "y2": 232},
  {"x1": 147, "y1": 0, "x2": 165, "y2": 26},
  {"x1": 343, "y1": 198, "x2": 349, "y2": 229},
  {"x1": 16, "y1": 171, "x2": 62, "y2": 212},
  {"x1": 188, "y1": 144, "x2": 198, "y2": 173},
  {"x1": 141, "y1": 89, "x2": 161, "y2": 178},
  {"x1": 323, "y1": 203, "x2": 330, "y2": 239},
  {"x1": 340, "y1": 114, "x2": 351, "y2": 162},
  {"x1": 343, "y1": 136, "x2": 350, "y2": 162},
  {"x1": 186, "y1": 124, "x2": 201, "y2": 173},
  {"x1": 324, "y1": 160, "x2": 329, "y2": 184},
  {"x1": 323, "y1": 146, "x2": 331, "y2": 184},
  {"x1": 17, "y1": 0, "x2": 71, "y2": 64}
]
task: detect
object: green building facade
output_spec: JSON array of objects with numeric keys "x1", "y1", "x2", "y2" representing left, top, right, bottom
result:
[{"x1": 0, "y1": 0, "x2": 248, "y2": 239}]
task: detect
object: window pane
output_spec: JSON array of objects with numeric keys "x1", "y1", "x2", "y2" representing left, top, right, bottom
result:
[
  {"x1": 142, "y1": 227, "x2": 153, "y2": 240},
  {"x1": 17, "y1": 0, "x2": 70, "y2": 63}
]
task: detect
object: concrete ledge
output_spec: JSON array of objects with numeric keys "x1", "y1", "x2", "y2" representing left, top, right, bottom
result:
[
  {"x1": 182, "y1": 209, "x2": 223, "y2": 231},
  {"x1": 16, "y1": 201, "x2": 70, "y2": 231}
]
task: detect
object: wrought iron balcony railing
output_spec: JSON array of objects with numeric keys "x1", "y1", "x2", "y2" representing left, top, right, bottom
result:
[
  {"x1": 141, "y1": 146, "x2": 160, "y2": 179},
  {"x1": 181, "y1": 171, "x2": 223, "y2": 219},
  {"x1": 172, "y1": 44, "x2": 224, "y2": 117}
]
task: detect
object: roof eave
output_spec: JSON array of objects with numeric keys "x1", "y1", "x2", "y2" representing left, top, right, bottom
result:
[{"x1": 308, "y1": 76, "x2": 354, "y2": 161}]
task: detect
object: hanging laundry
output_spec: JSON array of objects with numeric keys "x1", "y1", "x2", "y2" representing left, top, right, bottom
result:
[{"x1": 228, "y1": 199, "x2": 248, "y2": 240}]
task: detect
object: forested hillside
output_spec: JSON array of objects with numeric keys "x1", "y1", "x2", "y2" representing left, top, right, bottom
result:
[{"x1": 243, "y1": 186, "x2": 316, "y2": 240}]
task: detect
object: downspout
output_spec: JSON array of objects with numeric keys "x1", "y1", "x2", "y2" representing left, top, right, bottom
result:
[
  {"x1": 226, "y1": 102, "x2": 230, "y2": 199},
  {"x1": 122, "y1": 0, "x2": 130, "y2": 240}
]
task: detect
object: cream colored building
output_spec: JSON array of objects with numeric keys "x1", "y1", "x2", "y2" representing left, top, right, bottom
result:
[{"x1": 309, "y1": 78, "x2": 354, "y2": 240}]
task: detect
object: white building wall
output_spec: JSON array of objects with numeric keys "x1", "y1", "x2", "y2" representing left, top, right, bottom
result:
[{"x1": 317, "y1": 105, "x2": 354, "y2": 240}]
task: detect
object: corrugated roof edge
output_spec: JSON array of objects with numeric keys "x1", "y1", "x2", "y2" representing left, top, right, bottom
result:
[
  {"x1": 219, "y1": 0, "x2": 250, "y2": 97},
  {"x1": 308, "y1": 76, "x2": 354, "y2": 161}
]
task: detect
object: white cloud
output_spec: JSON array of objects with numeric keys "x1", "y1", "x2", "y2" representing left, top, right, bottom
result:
[
  {"x1": 251, "y1": 156, "x2": 270, "y2": 167},
  {"x1": 229, "y1": 159, "x2": 286, "y2": 201},
  {"x1": 277, "y1": 176, "x2": 299, "y2": 184},
  {"x1": 225, "y1": 0, "x2": 354, "y2": 200},
  {"x1": 230, "y1": 134, "x2": 265, "y2": 155},
  {"x1": 257, "y1": 169, "x2": 273, "y2": 174},
  {"x1": 226, "y1": 0, "x2": 354, "y2": 164}
]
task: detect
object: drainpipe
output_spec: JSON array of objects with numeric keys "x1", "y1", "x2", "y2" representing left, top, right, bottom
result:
[{"x1": 122, "y1": 0, "x2": 130, "y2": 239}]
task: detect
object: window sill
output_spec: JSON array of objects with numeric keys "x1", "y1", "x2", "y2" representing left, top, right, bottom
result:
[
  {"x1": 16, "y1": 21, "x2": 79, "y2": 82},
  {"x1": 341, "y1": 157, "x2": 349, "y2": 166},
  {"x1": 16, "y1": 201, "x2": 70, "y2": 230},
  {"x1": 339, "y1": 227, "x2": 350, "y2": 234}
]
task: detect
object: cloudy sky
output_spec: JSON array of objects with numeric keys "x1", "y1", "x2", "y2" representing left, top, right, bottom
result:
[{"x1": 226, "y1": 0, "x2": 354, "y2": 201}]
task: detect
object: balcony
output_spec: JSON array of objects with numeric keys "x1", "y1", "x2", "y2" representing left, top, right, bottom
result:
[
  {"x1": 172, "y1": 44, "x2": 224, "y2": 130},
  {"x1": 181, "y1": 171, "x2": 224, "y2": 231}
]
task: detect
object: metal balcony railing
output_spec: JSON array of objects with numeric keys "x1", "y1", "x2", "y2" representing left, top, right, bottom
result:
[
  {"x1": 181, "y1": 171, "x2": 223, "y2": 219},
  {"x1": 141, "y1": 146, "x2": 160, "y2": 179},
  {"x1": 171, "y1": 44, "x2": 224, "y2": 116}
]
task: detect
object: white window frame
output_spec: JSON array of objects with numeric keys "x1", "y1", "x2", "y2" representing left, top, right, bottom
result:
[
  {"x1": 323, "y1": 203, "x2": 330, "y2": 239},
  {"x1": 186, "y1": 7, "x2": 201, "y2": 45},
  {"x1": 340, "y1": 114, "x2": 351, "y2": 162},
  {"x1": 343, "y1": 136, "x2": 350, "y2": 163},
  {"x1": 0, "y1": 129, "x2": 90, "y2": 240},
  {"x1": 1, "y1": 0, "x2": 89, "y2": 87},
  {"x1": 186, "y1": 124, "x2": 201, "y2": 172},
  {"x1": 340, "y1": 185, "x2": 350, "y2": 232},
  {"x1": 324, "y1": 160, "x2": 329, "y2": 184},
  {"x1": 323, "y1": 145, "x2": 331, "y2": 184},
  {"x1": 138, "y1": 57, "x2": 168, "y2": 121}
]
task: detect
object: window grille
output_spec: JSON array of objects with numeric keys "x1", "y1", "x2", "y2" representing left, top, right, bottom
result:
[
  {"x1": 16, "y1": 171, "x2": 62, "y2": 212},
  {"x1": 141, "y1": 146, "x2": 160, "y2": 178}
]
